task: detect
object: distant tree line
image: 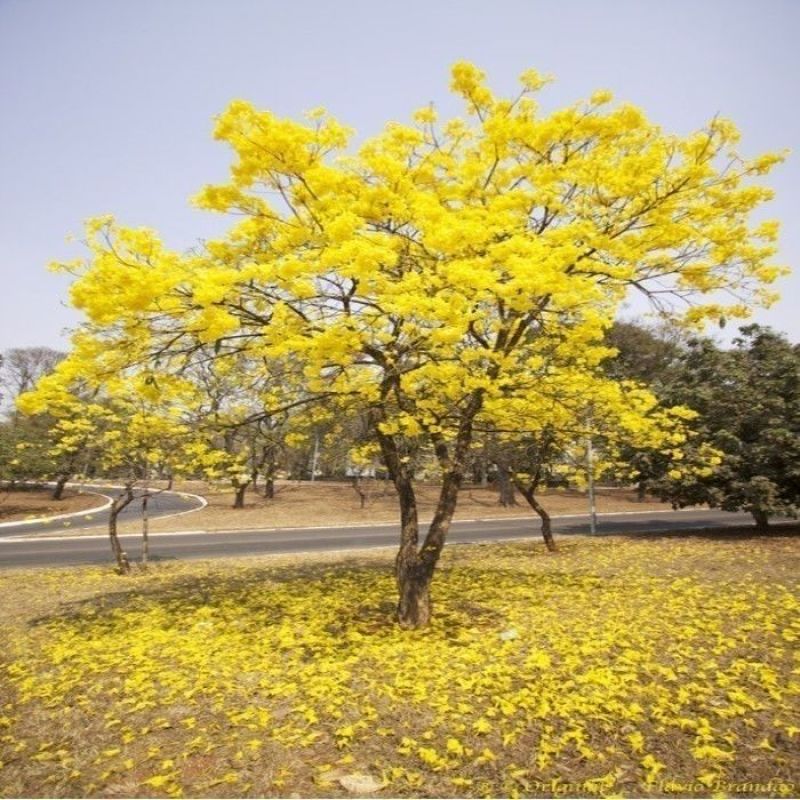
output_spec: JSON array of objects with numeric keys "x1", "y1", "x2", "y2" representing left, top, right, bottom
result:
[{"x1": 3, "y1": 322, "x2": 798, "y2": 536}]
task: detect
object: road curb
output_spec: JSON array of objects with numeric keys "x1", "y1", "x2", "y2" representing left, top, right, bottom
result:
[
  {"x1": 0, "y1": 484, "x2": 207, "y2": 532},
  {"x1": 0, "y1": 489, "x2": 113, "y2": 529}
]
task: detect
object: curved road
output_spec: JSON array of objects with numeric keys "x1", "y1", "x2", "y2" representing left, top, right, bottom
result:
[
  {"x1": 0, "y1": 507, "x2": 760, "y2": 569},
  {"x1": 0, "y1": 485, "x2": 205, "y2": 538}
]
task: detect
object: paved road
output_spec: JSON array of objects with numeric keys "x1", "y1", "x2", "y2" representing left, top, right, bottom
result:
[
  {"x1": 0, "y1": 508, "x2": 758, "y2": 569},
  {"x1": 0, "y1": 485, "x2": 205, "y2": 538}
]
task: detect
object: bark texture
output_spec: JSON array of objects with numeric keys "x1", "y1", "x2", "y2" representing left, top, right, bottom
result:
[
  {"x1": 232, "y1": 482, "x2": 248, "y2": 509},
  {"x1": 109, "y1": 485, "x2": 135, "y2": 574},
  {"x1": 752, "y1": 508, "x2": 770, "y2": 531},
  {"x1": 495, "y1": 464, "x2": 519, "y2": 506},
  {"x1": 518, "y1": 486, "x2": 558, "y2": 552},
  {"x1": 52, "y1": 473, "x2": 70, "y2": 501}
]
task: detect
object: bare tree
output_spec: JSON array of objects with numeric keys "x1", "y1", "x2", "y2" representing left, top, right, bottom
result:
[{"x1": 0, "y1": 347, "x2": 65, "y2": 403}]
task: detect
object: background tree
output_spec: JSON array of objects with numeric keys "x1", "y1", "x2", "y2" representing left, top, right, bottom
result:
[
  {"x1": 603, "y1": 321, "x2": 692, "y2": 500},
  {"x1": 44, "y1": 62, "x2": 786, "y2": 627},
  {"x1": 482, "y1": 367, "x2": 701, "y2": 551},
  {"x1": 1, "y1": 347, "x2": 71, "y2": 495},
  {"x1": 648, "y1": 326, "x2": 800, "y2": 529},
  {"x1": 604, "y1": 320, "x2": 685, "y2": 390},
  {"x1": 0, "y1": 348, "x2": 64, "y2": 410},
  {"x1": 19, "y1": 367, "x2": 200, "y2": 572}
]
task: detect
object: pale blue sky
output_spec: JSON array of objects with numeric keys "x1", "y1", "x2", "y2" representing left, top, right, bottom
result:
[{"x1": 1, "y1": 0, "x2": 798, "y2": 351}]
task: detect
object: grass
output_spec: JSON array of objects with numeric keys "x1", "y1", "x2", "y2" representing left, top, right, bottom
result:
[
  {"x1": 1, "y1": 531, "x2": 798, "y2": 798},
  {"x1": 103, "y1": 481, "x2": 674, "y2": 535},
  {"x1": 0, "y1": 488, "x2": 105, "y2": 523}
]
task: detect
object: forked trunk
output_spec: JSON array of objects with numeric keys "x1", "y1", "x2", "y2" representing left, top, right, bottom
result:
[
  {"x1": 375, "y1": 386, "x2": 484, "y2": 629},
  {"x1": 394, "y1": 468, "x2": 462, "y2": 628}
]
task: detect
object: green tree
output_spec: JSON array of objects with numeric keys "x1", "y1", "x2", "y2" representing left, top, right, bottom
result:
[{"x1": 649, "y1": 326, "x2": 800, "y2": 529}]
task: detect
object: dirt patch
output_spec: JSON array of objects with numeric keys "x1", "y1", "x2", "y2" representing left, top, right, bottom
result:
[{"x1": 0, "y1": 488, "x2": 107, "y2": 523}]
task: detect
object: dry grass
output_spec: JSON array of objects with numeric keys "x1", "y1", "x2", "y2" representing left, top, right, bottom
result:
[
  {"x1": 0, "y1": 488, "x2": 106, "y2": 523},
  {"x1": 102, "y1": 480, "x2": 674, "y2": 535},
  {"x1": 1, "y1": 531, "x2": 798, "y2": 798}
]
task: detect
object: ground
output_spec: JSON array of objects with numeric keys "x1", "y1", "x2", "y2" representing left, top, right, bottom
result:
[
  {"x1": 0, "y1": 488, "x2": 105, "y2": 523},
  {"x1": 1, "y1": 531, "x2": 797, "y2": 798},
  {"x1": 107, "y1": 481, "x2": 674, "y2": 535}
]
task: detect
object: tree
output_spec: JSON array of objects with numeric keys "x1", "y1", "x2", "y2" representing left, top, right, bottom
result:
[
  {"x1": 0, "y1": 347, "x2": 69, "y2": 496},
  {"x1": 480, "y1": 368, "x2": 701, "y2": 551},
  {"x1": 604, "y1": 320, "x2": 685, "y2": 390},
  {"x1": 178, "y1": 353, "x2": 304, "y2": 506},
  {"x1": 19, "y1": 365, "x2": 198, "y2": 573},
  {"x1": 649, "y1": 326, "x2": 800, "y2": 529},
  {"x1": 0, "y1": 415, "x2": 57, "y2": 485},
  {"x1": 0, "y1": 348, "x2": 64, "y2": 406},
  {"x1": 603, "y1": 320, "x2": 693, "y2": 500},
  {"x1": 45, "y1": 62, "x2": 785, "y2": 627}
]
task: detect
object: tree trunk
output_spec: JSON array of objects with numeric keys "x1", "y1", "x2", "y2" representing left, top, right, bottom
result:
[
  {"x1": 752, "y1": 509, "x2": 770, "y2": 531},
  {"x1": 263, "y1": 448, "x2": 277, "y2": 498},
  {"x1": 519, "y1": 486, "x2": 558, "y2": 552},
  {"x1": 375, "y1": 385, "x2": 484, "y2": 629},
  {"x1": 392, "y1": 469, "x2": 424, "y2": 627},
  {"x1": 352, "y1": 476, "x2": 367, "y2": 509},
  {"x1": 376, "y1": 426, "x2": 439, "y2": 629},
  {"x1": 396, "y1": 557, "x2": 434, "y2": 628},
  {"x1": 165, "y1": 473, "x2": 173, "y2": 491},
  {"x1": 109, "y1": 486, "x2": 135, "y2": 574},
  {"x1": 232, "y1": 482, "x2": 248, "y2": 509},
  {"x1": 636, "y1": 480, "x2": 647, "y2": 502},
  {"x1": 52, "y1": 473, "x2": 70, "y2": 501},
  {"x1": 495, "y1": 465, "x2": 518, "y2": 506},
  {"x1": 395, "y1": 467, "x2": 464, "y2": 628}
]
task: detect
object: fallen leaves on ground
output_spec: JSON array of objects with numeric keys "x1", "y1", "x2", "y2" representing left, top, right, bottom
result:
[{"x1": 0, "y1": 535, "x2": 798, "y2": 797}]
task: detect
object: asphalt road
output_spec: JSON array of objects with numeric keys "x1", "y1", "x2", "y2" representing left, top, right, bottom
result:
[
  {"x1": 0, "y1": 507, "x2": 757, "y2": 569},
  {"x1": 0, "y1": 485, "x2": 205, "y2": 538}
]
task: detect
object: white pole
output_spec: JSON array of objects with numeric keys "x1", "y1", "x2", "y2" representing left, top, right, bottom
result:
[
  {"x1": 310, "y1": 433, "x2": 320, "y2": 482},
  {"x1": 586, "y1": 435, "x2": 597, "y2": 535}
]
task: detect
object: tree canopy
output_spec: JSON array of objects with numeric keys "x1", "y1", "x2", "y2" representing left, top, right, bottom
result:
[{"x1": 24, "y1": 62, "x2": 786, "y2": 626}]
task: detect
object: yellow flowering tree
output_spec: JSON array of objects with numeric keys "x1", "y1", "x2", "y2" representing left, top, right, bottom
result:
[
  {"x1": 178, "y1": 354, "x2": 298, "y2": 507},
  {"x1": 480, "y1": 367, "x2": 717, "y2": 551},
  {"x1": 49, "y1": 62, "x2": 785, "y2": 626},
  {"x1": 18, "y1": 362, "x2": 196, "y2": 572}
]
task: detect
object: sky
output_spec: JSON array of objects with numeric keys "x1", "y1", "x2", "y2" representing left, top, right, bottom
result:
[{"x1": 1, "y1": 0, "x2": 798, "y2": 353}]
